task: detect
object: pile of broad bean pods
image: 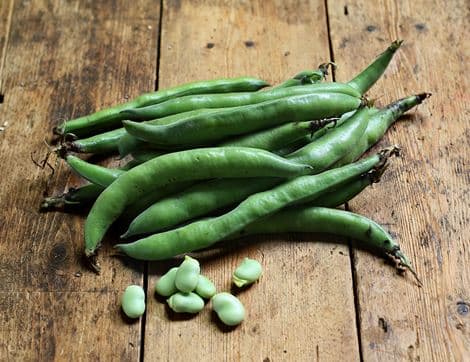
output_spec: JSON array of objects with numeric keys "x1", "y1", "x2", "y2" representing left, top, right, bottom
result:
[{"x1": 43, "y1": 40, "x2": 428, "y2": 285}]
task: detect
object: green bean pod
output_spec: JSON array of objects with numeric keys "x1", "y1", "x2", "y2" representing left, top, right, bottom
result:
[
  {"x1": 122, "y1": 108, "x2": 369, "y2": 237},
  {"x1": 311, "y1": 173, "x2": 376, "y2": 208},
  {"x1": 44, "y1": 150, "x2": 165, "y2": 211},
  {"x1": 334, "y1": 93, "x2": 431, "y2": 166},
  {"x1": 274, "y1": 64, "x2": 330, "y2": 89},
  {"x1": 123, "y1": 93, "x2": 362, "y2": 147},
  {"x1": 85, "y1": 147, "x2": 313, "y2": 264},
  {"x1": 120, "y1": 117, "x2": 327, "y2": 158},
  {"x1": 66, "y1": 128, "x2": 126, "y2": 154},
  {"x1": 236, "y1": 206, "x2": 419, "y2": 283},
  {"x1": 117, "y1": 108, "x2": 223, "y2": 157},
  {"x1": 219, "y1": 120, "x2": 330, "y2": 150},
  {"x1": 121, "y1": 83, "x2": 361, "y2": 121},
  {"x1": 65, "y1": 155, "x2": 124, "y2": 187},
  {"x1": 122, "y1": 178, "x2": 281, "y2": 237},
  {"x1": 347, "y1": 40, "x2": 402, "y2": 95},
  {"x1": 54, "y1": 77, "x2": 269, "y2": 137},
  {"x1": 115, "y1": 150, "x2": 394, "y2": 260},
  {"x1": 121, "y1": 118, "x2": 330, "y2": 222}
]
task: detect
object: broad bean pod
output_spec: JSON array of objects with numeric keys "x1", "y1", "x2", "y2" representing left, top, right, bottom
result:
[
  {"x1": 334, "y1": 93, "x2": 430, "y2": 166},
  {"x1": 123, "y1": 106, "x2": 370, "y2": 237},
  {"x1": 120, "y1": 83, "x2": 361, "y2": 121},
  {"x1": 347, "y1": 40, "x2": 402, "y2": 95},
  {"x1": 122, "y1": 92, "x2": 362, "y2": 147},
  {"x1": 237, "y1": 206, "x2": 419, "y2": 283},
  {"x1": 115, "y1": 150, "x2": 394, "y2": 260},
  {"x1": 54, "y1": 77, "x2": 269, "y2": 137},
  {"x1": 84, "y1": 147, "x2": 313, "y2": 266}
]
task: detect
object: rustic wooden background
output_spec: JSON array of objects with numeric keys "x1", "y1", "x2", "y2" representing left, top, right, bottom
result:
[{"x1": 0, "y1": 0, "x2": 468, "y2": 361}]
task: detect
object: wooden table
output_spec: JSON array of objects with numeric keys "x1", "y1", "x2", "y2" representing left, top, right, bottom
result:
[{"x1": 0, "y1": 1, "x2": 468, "y2": 360}]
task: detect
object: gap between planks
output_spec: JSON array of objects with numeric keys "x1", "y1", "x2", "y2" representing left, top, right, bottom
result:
[
  {"x1": 140, "y1": 1, "x2": 164, "y2": 361},
  {"x1": 324, "y1": 0, "x2": 364, "y2": 360},
  {"x1": 0, "y1": 0, "x2": 14, "y2": 95}
]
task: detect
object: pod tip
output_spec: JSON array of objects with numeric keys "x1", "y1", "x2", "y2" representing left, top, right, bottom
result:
[
  {"x1": 390, "y1": 39, "x2": 404, "y2": 51},
  {"x1": 85, "y1": 251, "x2": 101, "y2": 274},
  {"x1": 40, "y1": 195, "x2": 65, "y2": 211},
  {"x1": 52, "y1": 122, "x2": 65, "y2": 136},
  {"x1": 417, "y1": 92, "x2": 432, "y2": 102}
]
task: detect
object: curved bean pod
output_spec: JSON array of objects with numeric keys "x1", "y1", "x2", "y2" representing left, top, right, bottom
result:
[
  {"x1": 121, "y1": 83, "x2": 361, "y2": 121},
  {"x1": 274, "y1": 70, "x2": 323, "y2": 89},
  {"x1": 334, "y1": 93, "x2": 430, "y2": 166},
  {"x1": 66, "y1": 127, "x2": 126, "y2": 154},
  {"x1": 117, "y1": 108, "x2": 223, "y2": 157},
  {"x1": 274, "y1": 63, "x2": 332, "y2": 89},
  {"x1": 54, "y1": 77, "x2": 269, "y2": 137},
  {"x1": 115, "y1": 150, "x2": 393, "y2": 260},
  {"x1": 219, "y1": 120, "x2": 331, "y2": 150},
  {"x1": 122, "y1": 108, "x2": 369, "y2": 237},
  {"x1": 65, "y1": 155, "x2": 124, "y2": 187},
  {"x1": 85, "y1": 147, "x2": 313, "y2": 264},
  {"x1": 122, "y1": 93, "x2": 362, "y2": 147},
  {"x1": 347, "y1": 40, "x2": 402, "y2": 95},
  {"x1": 237, "y1": 206, "x2": 419, "y2": 283}
]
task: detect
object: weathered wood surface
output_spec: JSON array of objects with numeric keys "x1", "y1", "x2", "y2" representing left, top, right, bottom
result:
[
  {"x1": 0, "y1": 0, "x2": 13, "y2": 91},
  {"x1": 145, "y1": 1, "x2": 360, "y2": 361},
  {"x1": 0, "y1": 0, "x2": 468, "y2": 361},
  {"x1": 0, "y1": 0, "x2": 159, "y2": 360},
  {"x1": 328, "y1": 0, "x2": 470, "y2": 360}
]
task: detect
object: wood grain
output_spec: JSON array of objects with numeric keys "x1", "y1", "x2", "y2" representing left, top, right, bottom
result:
[
  {"x1": 0, "y1": 0, "x2": 160, "y2": 359},
  {"x1": 144, "y1": 1, "x2": 360, "y2": 361},
  {"x1": 327, "y1": 0, "x2": 470, "y2": 360},
  {"x1": 0, "y1": 0, "x2": 13, "y2": 91}
]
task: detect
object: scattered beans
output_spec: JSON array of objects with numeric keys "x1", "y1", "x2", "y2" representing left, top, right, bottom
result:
[
  {"x1": 121, "y1": 285, "x2": 146, "y2": 319},
  {"x1": 155, "y1": 267, "x2": 178, "y2": 297},
  {"x1": 211, "y1": 293, "x2": 245, "y2": 326},
  {"x1": 233, "y1": 258, "x2": 262, "y2": 288},
  {"x1": 167, "y1": 292, "x2": 205, "y2": 314},
  {"x1": 175, "y1": 256, "x2": 200, "y2": 293}
]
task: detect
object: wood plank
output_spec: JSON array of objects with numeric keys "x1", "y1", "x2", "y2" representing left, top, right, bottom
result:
[
  {"x1": 327, "y1": 0, "x2": 470, "y2": 360},
  {"x1": 0, "y1": 0, "x2": 14, "y2": 91},
  {"x1": 0, "y1": 0, "x2": 160, "y2": 359},
  {"x1": 145, "y1": 1, "x2": 360, "y2": 361}
]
